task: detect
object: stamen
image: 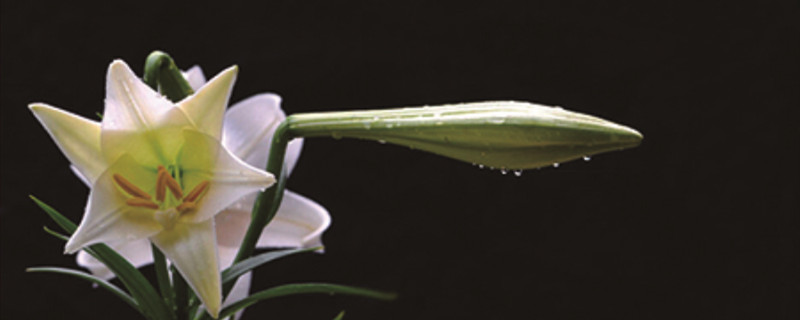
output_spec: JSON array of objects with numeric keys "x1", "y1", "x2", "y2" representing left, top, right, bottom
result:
[
  {"x1": 176, "y1": 201, "x2": 196, "y2": 212},
  {"x1": 155, "y1": 167, "x2": 167, "y2": 202},
  {"x1": 113, "y1": 174, "x2": 152, "y2": 200},
  {"x1": 163, "y1": 171, "x2": 184, "y2": 199},
  {"x1": 126, "y1": 198, "x2": 159, "y2": 209},
  {"x1": 184, "y1": 180, "x2": 210, "y2": 203}
]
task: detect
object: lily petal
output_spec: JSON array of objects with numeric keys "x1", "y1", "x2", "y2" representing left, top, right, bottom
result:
[
  {"x1": 223, "y1": 272, "x2": 251, "y2": 320},
  {"x1": 30, "y1": 104, "x2": 105, "y2": 184},
  {"x1": 178, "y1": 129, "x2": 275, "y2": 223},
  {"x1": 221, "y1": 93, "x2": 305, "y2": 174},
  {"x1": 76, "y1": 239, "x2": 152, "y2": 280},
  {"x1": 70, "y1": 165, "x2": 92, "y2": 187},
  {"x1": 258, "y1": 190, "x2": 330, "y2": 249},
  {"x1": 65, "y1": 154, "x2": 163, "y2": 253},
  {"x1": 178, "y1": 66, "x2": 238, "y2": 139},
  {"x1": 102, "y1": 60, "x2": 173, "y2": 132},
  {"x1": 183, "y1": 66, "x2": 207, "y2": 92},
  {"x1": 221, "y1": 94, "x2": 283, "y2": 168},
  {"x1": 151, "y1": 219, "x2": 221, "y2": 318}
]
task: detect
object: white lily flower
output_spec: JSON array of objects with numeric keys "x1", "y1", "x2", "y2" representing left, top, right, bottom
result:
[
  {"x1": 30, "y1": 60, "x2": 277, "y2": 318},
  {"x1": 34, "y1": 63, "x2": 330, "y2": 319}
]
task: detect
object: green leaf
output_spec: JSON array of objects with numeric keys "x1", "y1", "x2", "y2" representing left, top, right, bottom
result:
[
  {"x1": 43, "y1": 226, "x2": 70, "y2": 242},
  {"x1": 218, "y1": 283, "x2": 396, "y2": 319},
  {"x1": 152, "y1": 244, "x2": 175, "y2": 309},
  {"x1": 31, "y1": 196, "x2": 174, "y2": 320},
  {"x1": 27, "y1": 267, "x2": 139, "y2": 312},
  {"x1": 333, "y1": 311, "x2": 346, "y2": 320},
  {"x1": 31, "y1": 195, "x2": 77, "y2": 233},
  {"x1": 222, "y1": 247, "x2": 320, "y2": 285}
]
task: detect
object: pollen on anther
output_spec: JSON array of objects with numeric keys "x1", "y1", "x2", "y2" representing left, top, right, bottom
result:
[
  {"x1": 163, "y1": 172, "x2": 184, "y2": 199},
  {"x1": 176, "y1": 201, "x2": 196, "y2": 212},
  {"x1": 184, "y1": 180, "x2": 210, "y2": 203},
  {"x1": 113, "y1": 174, "x2": 152, "y2": 200},
  {"x1": 155, "y1": 168, "x2": 167, "y2": 202},
  {"x1": 126, "y1": 198, "x2": 159, "y2": 209}
]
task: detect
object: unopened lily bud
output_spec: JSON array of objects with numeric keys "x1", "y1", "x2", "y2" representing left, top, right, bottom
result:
[{"x1": 286, "y1": 101, "x2": 642, "y2": 169}]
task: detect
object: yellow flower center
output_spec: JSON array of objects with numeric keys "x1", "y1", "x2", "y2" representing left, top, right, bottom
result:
[{"x1": 113, "y1": 165, "x2": 210, "y2": 229}]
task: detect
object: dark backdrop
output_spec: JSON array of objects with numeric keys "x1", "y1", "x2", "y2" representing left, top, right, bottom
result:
[{"x1": 2, "y1": 1, "x2": 797, "y2": 319}]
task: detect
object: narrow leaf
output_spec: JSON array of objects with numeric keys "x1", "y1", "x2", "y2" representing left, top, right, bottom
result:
[
  {"x1": 222, "y1": 247, "x2": 320, "y2": 285},
  {"x1": 43, "y1": 226, "x2": 70, "y2": 241},
  {"x1": 152, "y1": 245, "x2": 175, "y2": 309},
  {"x1": 218, "y1": 283, "x2": 396, "y2": 319},
  {"x1": 27, "y1": 266, "x2": 138, "y2": 311},
  {"x1": 333, "y1": 311, "x2": 346, "y2": 320},
  {"x1": 31, "y1": 196, "x2": 173, "y2": 320},
  {"x1": 31, "y1": 195, "x2": 77, "y2": 233}
]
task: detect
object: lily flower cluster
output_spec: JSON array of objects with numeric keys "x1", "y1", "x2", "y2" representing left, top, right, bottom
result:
[{"x1": 31, "y1": 60, "x2": 329, "y2": 317}]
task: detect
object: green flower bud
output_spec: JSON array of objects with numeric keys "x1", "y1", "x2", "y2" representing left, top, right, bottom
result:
[{"x1": 285, "y1": 101, "x2": 642, "y2": 169}]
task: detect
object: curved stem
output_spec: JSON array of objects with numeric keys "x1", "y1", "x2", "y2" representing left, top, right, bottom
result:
[
  {"x1": 144, "y1": 51, "x2": 194, "y2": 100},
  {"x1": 233, "y1": 121, "x2": 295, "y2": 264}
]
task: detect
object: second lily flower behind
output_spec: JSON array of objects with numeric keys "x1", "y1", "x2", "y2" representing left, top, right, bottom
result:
[{"x1": 30, "y1": 61, "x2": 330, "y2": 318}]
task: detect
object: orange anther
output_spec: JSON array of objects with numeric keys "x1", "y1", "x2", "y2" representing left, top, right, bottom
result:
[
  {"x1": 155, "y1": 167, "x2": 167, "y2": 202},
  {"x1": 176, "y1": 201, "x2": 196, "y2": 212},
  {"x1": 163, "y1": 171, "x2": 184, "y2": 199},
  {"x1": 113, "y1": 174, "x2": 152, "y2": 200},
  {"x1": 184, "y1": 180, "x2": 209, "y2": 203},
  {"x1": 126, "y1": 198, "x2": 159, "y2": 209}
]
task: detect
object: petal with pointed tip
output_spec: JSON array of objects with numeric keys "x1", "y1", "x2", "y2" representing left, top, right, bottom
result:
[
  {"x1": 70, "y1": 165, "x2": 92, "y2": 187},
  {"x1": 183, "y1": 66, "x2": 207, "y2": 92},
  {"x1": 65, "y1": 154, "x2": 162, "y2": 253},
  {"x1": 30, "y1": 104, "x2": 105, "y2": 183},
  {"x1": 223, "y1": 272, "x2": 251, "y2": 320},
  {"x1": 178, "y1": 66, "x2": 238, "y2": 139},
  {"x1": 151, "y1": 220, "x2": 221, "y2": 318},
  {"x1": 178, "y1": 129, "x2": 275, "y2": 223},
  {"x1": 102, "y1": 60, "x2": 173, "y2": 132}
]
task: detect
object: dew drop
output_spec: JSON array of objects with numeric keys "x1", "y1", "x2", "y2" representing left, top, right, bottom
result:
[
  {"x1": 500, "y1": 168, "x2": 508, "y2": 175},
  {"x1": 552, "y1": 163, "x2": 560, "y2": 168},
  {"x1": 478, "y1": 164, "x2": 485, "y2": 169},
  {"x1": 513, "y1": 170, "x2": 523, "y2": 177},
  {"x1": 378, "y1": 140, "x2": 386, "y2": 144},
  {"x1": 583, "y1": 156, "x2": 591, "y2": 162}
]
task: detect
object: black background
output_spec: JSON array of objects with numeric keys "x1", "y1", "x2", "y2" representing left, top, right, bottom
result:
[{"x1": 1, "y1": 1, "x2": 797, "y2": 319}]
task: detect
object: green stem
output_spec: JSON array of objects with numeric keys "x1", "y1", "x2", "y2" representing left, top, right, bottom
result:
[
  {"x1": 233, "y1": 121, "x2": 294, "y2": 265},
  {"x1": 152, "y1": 245, "x2": 176, "y2": 317},
  {"x1": 144, "y1": 51, "x2": 194, "y2": 100},
  {"x1": 172, "y1": 266, "x2": 189, "y2": 320}
]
